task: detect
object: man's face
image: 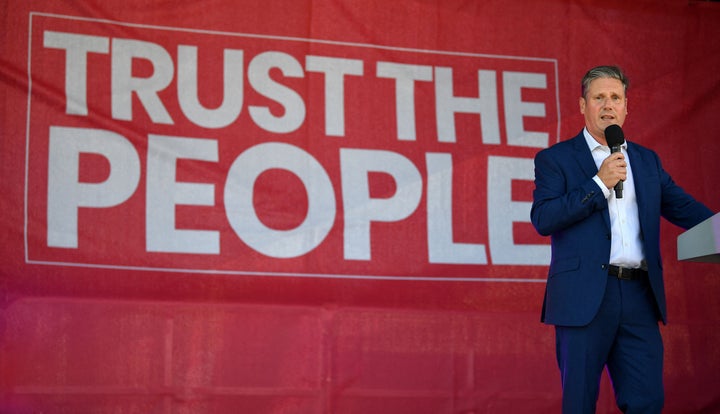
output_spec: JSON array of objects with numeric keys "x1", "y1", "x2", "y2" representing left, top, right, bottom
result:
[{"x1": 579, "y1": 77, "x2": 628, "y2": 145}]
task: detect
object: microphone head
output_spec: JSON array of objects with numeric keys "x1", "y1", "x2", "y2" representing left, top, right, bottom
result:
[{"x1": 605, "y1": 124, "x2": 625, "y2": 147}]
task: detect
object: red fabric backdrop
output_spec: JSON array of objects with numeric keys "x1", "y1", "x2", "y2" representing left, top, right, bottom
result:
[{"x1": 1, "y1": 0, "x2": 719, "y2": 412}]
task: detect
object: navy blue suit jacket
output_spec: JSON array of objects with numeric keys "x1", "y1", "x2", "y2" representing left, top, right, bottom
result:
[{"x1": 531, "y1": 131, "x2": 712, "y2": 327}]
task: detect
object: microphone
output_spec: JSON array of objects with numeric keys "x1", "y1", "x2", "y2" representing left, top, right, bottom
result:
[{"x1": 605, "y1": 124, "x2": 625, "y2": 199}]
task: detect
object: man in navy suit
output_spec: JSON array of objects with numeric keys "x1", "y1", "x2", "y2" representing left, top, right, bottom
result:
[{"x1": 531, "y1": 65, "x2": 713, "y2": 413}]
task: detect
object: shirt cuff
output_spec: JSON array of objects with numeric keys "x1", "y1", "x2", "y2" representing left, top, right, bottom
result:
[{"x1": 593, "y1": 175, "x2": 611, "y2": 198}]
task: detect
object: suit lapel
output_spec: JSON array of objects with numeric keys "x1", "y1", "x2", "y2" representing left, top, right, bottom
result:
[
  {"x1": 627, "y1": 142, "x2": 655, "y2": 251},
  {"x1": 571, "y1": 132, "x2": 611, "y2": 229},
  {"x1": 571, "y1": 133, "x2": 599, "y2": 179},
  {"x1": 627, "y1": 142, "x2": 649, "y2": 227}
]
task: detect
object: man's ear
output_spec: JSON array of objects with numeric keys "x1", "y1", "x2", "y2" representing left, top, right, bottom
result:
[{"x1": 579, "y1": 97, "x2": 586, "y2": 114}]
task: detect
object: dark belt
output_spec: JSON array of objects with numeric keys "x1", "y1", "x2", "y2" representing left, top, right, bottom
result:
[{"x1": 608, "y1": 265, "x2": 648, "y2": 280}]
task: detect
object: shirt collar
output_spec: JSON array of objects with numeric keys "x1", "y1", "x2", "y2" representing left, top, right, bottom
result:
[{"x1": 583, "y1": 127, "x2": 627, "y2": 152}]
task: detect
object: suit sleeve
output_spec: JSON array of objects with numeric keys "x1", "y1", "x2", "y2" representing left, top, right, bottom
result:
[
  {"x1": 650, "y1": 151, "x2": 714, "y2": 229},
  {"x1": 530, "y1": 147, "x2": 608, "y2": 236}
]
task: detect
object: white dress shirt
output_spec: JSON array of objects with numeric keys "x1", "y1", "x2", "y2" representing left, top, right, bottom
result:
[{"x1": 583, "y1": 128, "x2": 645, "y2": 269}]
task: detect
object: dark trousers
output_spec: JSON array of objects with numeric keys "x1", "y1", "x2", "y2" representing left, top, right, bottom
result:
[{"x1": 555, "y1": 275, "x2": 664, "y2": 413}]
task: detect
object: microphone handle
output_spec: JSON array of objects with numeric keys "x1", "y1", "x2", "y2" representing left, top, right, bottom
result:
[
  {"x1": 614, "y1": 178, "x2": 623, "y2": 199},
  {"x1": 611, "y1": 145, "x2": 623, "y2": 199}
]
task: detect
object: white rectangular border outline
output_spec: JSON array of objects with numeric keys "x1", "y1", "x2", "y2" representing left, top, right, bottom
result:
[{"x1": 25, "y1": 11, "x2": 558, "y2": 283}]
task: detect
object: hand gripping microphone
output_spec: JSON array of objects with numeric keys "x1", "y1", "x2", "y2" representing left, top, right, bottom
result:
[{"x1": 604, "y1": 124, "x2": 625, "y2": 199}]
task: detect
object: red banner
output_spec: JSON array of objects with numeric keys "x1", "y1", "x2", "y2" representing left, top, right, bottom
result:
[
  {"x1": 27, "y1": 12, "x2": 558, "y2": 279},
  {"x1": 2, "y1": 1, "x2": 720, "y2": 413}
]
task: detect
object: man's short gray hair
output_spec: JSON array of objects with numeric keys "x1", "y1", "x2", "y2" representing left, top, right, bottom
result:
[{"x1": 581, "y1": 65, "x2": 629, "y2": 99}]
